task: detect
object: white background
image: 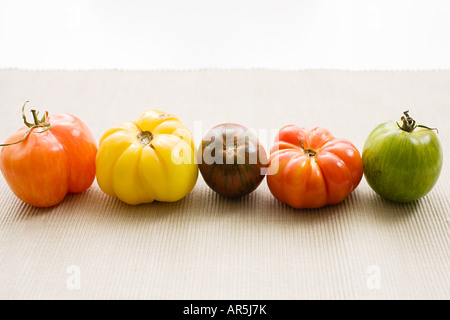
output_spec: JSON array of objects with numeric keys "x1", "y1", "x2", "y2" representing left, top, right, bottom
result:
[{"x1": 1, "y1": 0, "x2": 450, "y2": 70}]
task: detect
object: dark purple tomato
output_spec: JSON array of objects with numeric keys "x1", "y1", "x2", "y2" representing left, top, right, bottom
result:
[{"x1": 198, "y1": 123, "x2": 268, "y2": 198}]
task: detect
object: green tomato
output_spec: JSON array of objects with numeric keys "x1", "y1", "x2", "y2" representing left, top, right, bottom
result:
[{"x1": 363, "y1": 111, "x2": 443, "y2": 203}]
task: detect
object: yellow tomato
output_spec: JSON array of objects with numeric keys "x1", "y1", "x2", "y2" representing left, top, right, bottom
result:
[{"x1": 96, "y1": 110, "x2": 198, "y2": 205}]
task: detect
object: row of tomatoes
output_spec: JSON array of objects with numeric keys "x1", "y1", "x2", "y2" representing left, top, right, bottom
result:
[{"x1": 0, "y1": 103, "x2": 443, "y2": 208}]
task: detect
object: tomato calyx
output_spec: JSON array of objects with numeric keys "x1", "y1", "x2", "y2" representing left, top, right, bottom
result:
[
  {"x1": 397, "y1": 110, "x2": 439, "y2": 133},
  {"x1": 300, "y1": 141, "x2": 317, "y2": 157},
  {"x1": 137, "y1": 129, "x2": 154, "y2": 148},
  {"x1": 0, "y1": 101, "x2": 52, "y2": 147}
]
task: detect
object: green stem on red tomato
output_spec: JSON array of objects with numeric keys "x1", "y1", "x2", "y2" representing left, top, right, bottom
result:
[
  {"x1": 0, "y1": 102, "x2": 52, "y2": 147},
  {"x1": 31, "y1": 110, "x2": 41, "y2": 126},
  {"x1": 300, "y1": 141, "x2": 317, "y2": 157}
]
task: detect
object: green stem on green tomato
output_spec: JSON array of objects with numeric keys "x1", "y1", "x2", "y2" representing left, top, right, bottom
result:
[{"x1": 397, "y1": 110, "x2": 439, "y2": 133}]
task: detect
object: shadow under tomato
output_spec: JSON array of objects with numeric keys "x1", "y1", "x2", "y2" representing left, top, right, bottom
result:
[
  {"x1": 5, "y1": 200, "x2": 57, "y2": 220},
  {"x1": 5, "y1": 180, "x2": 424, "y2": 228},
  {"x1": 5, "y1": 185, "x2": 184, "y2": 223},
  {"x1": 356, "y1": 187, "x2": 423, "y2": 223},
  {"x1": 201, "y1": 182, "x2": 351, "y2": 225},
  {"x1": 267, "y1": 193, "x2": 353, "y2": 224},
  {"x1": 78, "y1": 189, "x2": 189, "y2": 220},
  {"x1": 1, "y1": 192, "x2": 73, "y2": 221}
]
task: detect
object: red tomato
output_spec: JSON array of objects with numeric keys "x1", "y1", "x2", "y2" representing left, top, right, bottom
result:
[
  {"x1": 0, "y1": 104, "x2": 97, "y2": 207},
  {"x1": 267, "y1": 125, "x2": 363, "y2": 209}
]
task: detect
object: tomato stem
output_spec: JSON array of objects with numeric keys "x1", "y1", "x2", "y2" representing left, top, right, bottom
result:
[
  {"x1": 300, "y1": 141, "x2": 317, "y2": 157},
  {"x1": 31, "y1": 110, "x2": 41, "y2": 126},
  {"x1": 0, "y1": 102, "x2": 52, "y2": 147},
  {"x1": 137, "y1": 129, "x2": 154, "y2": 148},
  {"x1": 397, "y1": 110, "x2": 438, "y2": 133}
]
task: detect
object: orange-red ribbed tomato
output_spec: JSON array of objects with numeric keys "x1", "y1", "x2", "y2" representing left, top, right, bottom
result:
[
  {"x1": 267, "y1": 125, "x2": 363, "y2": 209},
  {"x1": 0, "y1": 106, "x2": 97, "y2": 207}
]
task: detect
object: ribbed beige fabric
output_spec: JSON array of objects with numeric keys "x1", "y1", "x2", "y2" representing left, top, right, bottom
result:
[{"x1": 0, "y1": 69, "x2": 449, "y2": 300}]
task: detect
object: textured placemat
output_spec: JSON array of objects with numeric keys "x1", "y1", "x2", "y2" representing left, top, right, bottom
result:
[{"x1": 0, "y1": 69, "x2": 449, "y2": 300}]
